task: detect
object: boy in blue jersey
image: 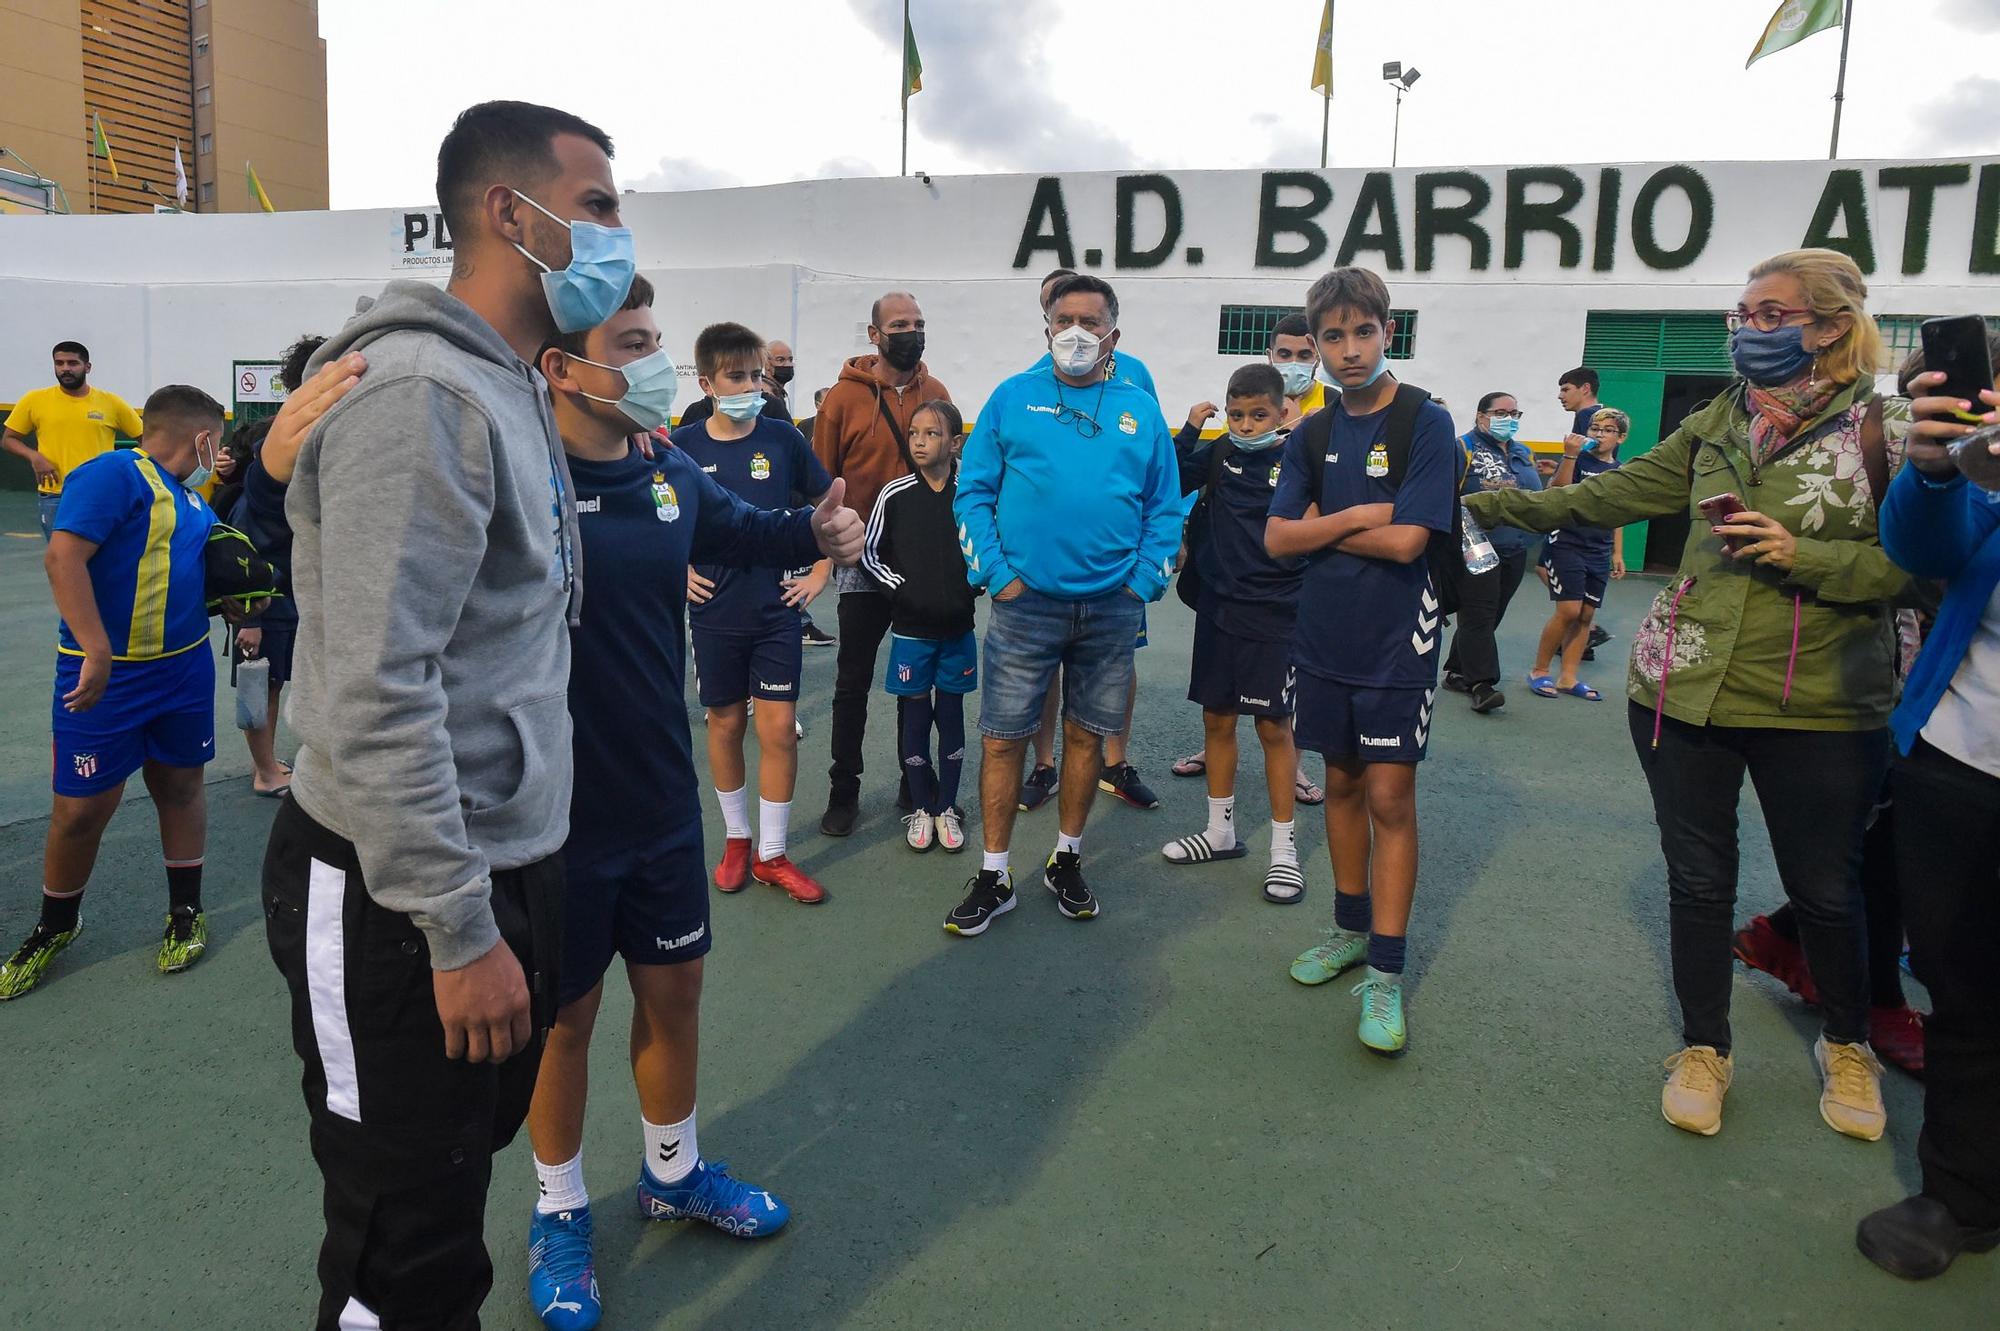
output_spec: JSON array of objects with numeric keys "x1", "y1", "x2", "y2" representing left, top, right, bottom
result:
[
  {"x1": 1164, "y1": 364, "x2": 1306, "y2": 904},
  {"x1": 523, "y1": 278, "x2": 862, "y2": 1329},
  {"x1": 1527, "y1": 406, "x2": 1628, "y2": 700},
  {"x1": 674, "y1": 323, "x2": 838, "y2": 906},
  {"x1": 0, "y1": 385, "x2": 228, "y2": 1000},
  {"x1": 949, "y1": 274, "x2": 1181, "y2": 936},
  {"x1": 1265, "y1": 268, "x2": 1458, "y2": 1054}
]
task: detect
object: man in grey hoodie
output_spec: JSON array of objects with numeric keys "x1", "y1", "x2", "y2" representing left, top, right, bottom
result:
[{"x1": 260, "y1": 100, "x2": 630, "y2": 1331}]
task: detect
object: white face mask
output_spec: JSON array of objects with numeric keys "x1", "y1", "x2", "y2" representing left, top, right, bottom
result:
[{"x1": 1049, "y1": 324, "x2": 1108, "y2": 376}]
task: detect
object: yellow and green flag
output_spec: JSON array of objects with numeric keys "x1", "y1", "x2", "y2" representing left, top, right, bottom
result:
[
  {"x1": 1746, "y1": 0, "x2": 1844, "y2": 67},
  {"x1": 904, "y1": 16, "x2": 922, "y2": 98},
  {"x1": 245, "y1": 161, "x2": 275, "y2": 213},
  {"x1": 92, "y1": 113, "x2": 119, "y2": 181},
  {"x1": 1311, "y1": 0, "x2": 1334, "y2": 96}
]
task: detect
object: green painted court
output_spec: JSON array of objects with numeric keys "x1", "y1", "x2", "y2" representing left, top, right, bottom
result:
[{"x1": 0, "y1": 490, "x2": 1990, "y2": 1328}]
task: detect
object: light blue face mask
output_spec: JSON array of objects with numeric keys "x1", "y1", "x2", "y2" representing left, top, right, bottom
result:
[
  {"x1": 716, "y1": 389, "x2": 767, "y2": 421},
  {"x1": 1315, "y1": 352, "x2": 1390, "y2": 391},
  {"x1": 181, "y1": 431, "x2": 217, "y2": 490},
  {"x1": 1232, "y1": 427, "x2": 1284, "y2": 452},
  {"x1": 572, "y1": 347, "x2": 678, "y2": 432},
  {"x1": 511, "y1": 189, "x2": 636, "y2": 335},
  {"x1": 1485, "y1": 416, "x2": 1521, "y2": 442},
  {"x1": 1275, "y1": 361, "x2": 1316, "y2": 397}
]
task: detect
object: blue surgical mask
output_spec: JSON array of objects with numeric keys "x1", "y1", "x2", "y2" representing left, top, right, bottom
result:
[
  {"x1": 1275, "y1": 361, "x2": 1316, "y2": 397},
  {"x1": 1730, "y1": 324, "x2": 1815, "y2": 387},
  {"x1": 511, "y1": 189, "x2": 636, "y2": 335},
  {"x1": 1485, "y1": 417, "x2": 1521, "y2": 442},
  {"x1": 572, "y1": 347, "x2": 678, "y2": 432},
  {"x1": 716, "y1": 389, "x2": 767, "y2": 422},
  {"x1": 1232, "y1": 428, "x2": 1284, "y2": 452},
  {"x1": 1316, "y1": 353, "x2": 1389, "y2": 391},
  {"x1": 182, "y1": 431, "x2": 216, "y2": 490}
]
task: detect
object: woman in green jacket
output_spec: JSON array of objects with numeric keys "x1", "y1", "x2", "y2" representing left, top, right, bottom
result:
[{"x1": 1467, "y1": 249, "x2": 1905, "y2": 1144}]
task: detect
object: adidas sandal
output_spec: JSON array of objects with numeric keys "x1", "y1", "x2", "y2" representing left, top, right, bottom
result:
[
  {"x1": 1161, "y1": 833, "x2": 1247, "y2": 865},
  {"x1": 1263, "y1": 862, "x2": 1306, "y2": 904}
]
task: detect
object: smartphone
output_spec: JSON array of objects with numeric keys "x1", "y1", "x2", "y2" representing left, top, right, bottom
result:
[
  {"x1": 1919, "y1": 315, "x2": 1995, "y2": 424},
  {"x1": 1698, "y1": 492, "x2": 1749, "y2": 551}
]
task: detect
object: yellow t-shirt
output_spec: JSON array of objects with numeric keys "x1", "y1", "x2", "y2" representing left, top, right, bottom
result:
[
  {"x1": 4, "y1": 385, "x2": 143, "y2": 495},
  {"x1": 1294, "y1": 381, "x2": 1329, "y2": 418}
]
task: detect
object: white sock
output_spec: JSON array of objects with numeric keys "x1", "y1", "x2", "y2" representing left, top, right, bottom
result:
[
  {"x1": 982, "y1": 849, "x2": 1010, "y2": 875},
  {"x1": 716, "y1": 785, "x2": 750, "y2": 839},
  {"x1": 534, "y1": 1150, "x2": 588, "y2": 1215},
  {"x1": 643, "y1": 1108, "x2": 698, "y2": 1185},
  {"x1": 1206, "y1": 796, "x2": 1236, "y2": 848},
  {"x1": 1270, "y1": 819, "x2": 1297, "y2": 866},
  {"x1": 1056, "y1": 831, "x2": 1083, "y2": 857},
  {"x1": 758, "y1": 799, "x2": 791, "y2": 862}
]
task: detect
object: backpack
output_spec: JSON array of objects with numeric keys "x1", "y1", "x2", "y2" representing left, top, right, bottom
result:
[
  {"x1": 1175, "y1": 435, "x2": 1238, "y2": 609},
  {"x1": 1300, "y1": 381, "x2": 1469, "y2": 616}
]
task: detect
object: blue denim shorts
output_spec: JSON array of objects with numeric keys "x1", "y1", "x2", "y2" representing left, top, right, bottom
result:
[{"x1": 979, "y1": 585, "x2": 1144, "y2": 740}]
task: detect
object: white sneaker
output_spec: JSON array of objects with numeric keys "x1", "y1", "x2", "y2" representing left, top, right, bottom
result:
[
  {"x1": 936, "y1": 806, "x2": 966, "y2": 852},
  {"x1": 904, "y1": 811, "x2": 935, "y2": 851},
  {"x1": 794, "y1": 718, "x2": 805, "y2": 739}
]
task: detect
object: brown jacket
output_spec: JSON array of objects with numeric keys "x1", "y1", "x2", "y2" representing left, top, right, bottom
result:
[{"x1": 812, "y1": 354, "x2": 951, "y2": 522}]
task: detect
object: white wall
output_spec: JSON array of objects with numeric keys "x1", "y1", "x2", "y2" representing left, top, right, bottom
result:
[{"x1": 1, "y1": 157, "x2": 1992, "y2": 445}]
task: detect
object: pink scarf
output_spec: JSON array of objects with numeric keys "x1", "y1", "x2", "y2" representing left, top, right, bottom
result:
[{"x1": 1745, "y1": 377, "x2": 1839, "y2": 466}]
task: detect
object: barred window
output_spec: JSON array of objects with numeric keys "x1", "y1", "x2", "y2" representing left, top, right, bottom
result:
[{"x1": 1216, "y1": 305, "x2": 1417, "y2": 359}]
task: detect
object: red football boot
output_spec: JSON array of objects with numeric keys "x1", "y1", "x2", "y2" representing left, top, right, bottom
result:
[
  {"x1": 714, "y1": 837, "x2": 753, "y2": 893},
  {"x1": 751, "y1": 854, "x2": 827, "y2": 905},
  {"x1": 1870, "y1": 1005, "x2": 1926, "y2": 1078},
  {"x1": 1732, "y1": 914, "x2": 1821, "y2": 1006}
]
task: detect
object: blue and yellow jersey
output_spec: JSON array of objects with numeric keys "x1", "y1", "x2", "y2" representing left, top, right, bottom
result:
[{"x1": 52, "y1": 448, "x2": 216, "y2": 660}]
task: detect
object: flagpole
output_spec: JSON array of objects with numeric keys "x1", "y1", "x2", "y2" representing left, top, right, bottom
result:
[
  {"x1": 1828, "y1": 0, "x2": 1854, "y2": 159},
  {"x1": 1318, "y1": 0, "x2": 1334, "y2": 169},
  {"x1": 900, "y1": 0, "x2": 910, "y2": 176}
]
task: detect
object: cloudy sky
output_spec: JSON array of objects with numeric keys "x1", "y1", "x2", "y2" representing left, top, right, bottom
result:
[{"x1": 323, "y1": 0, "x2": 2000, "y2": 209}]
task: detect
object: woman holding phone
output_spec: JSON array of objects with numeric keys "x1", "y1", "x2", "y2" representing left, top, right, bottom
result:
[{"x1": 1467, "y1": 249, "x2": 1908, "y2": 1144}]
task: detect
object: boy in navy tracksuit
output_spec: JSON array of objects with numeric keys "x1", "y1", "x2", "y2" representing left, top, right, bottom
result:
[
  {"x1": 523, "y1": 278, "x2": 863, "y2": 1328},
  {"x1": 862, "y1": 399, "x2": 979, "y2": 854},
  {"x1": 1164, "y1": 363, "x2": 1306, "y2": 904},
  {"x1": 674, "y1": 322, "x2": 836, "y2": 905},
  {"x1": 1265, "y1": 268, "x2": 1458, "y2": 1055}
]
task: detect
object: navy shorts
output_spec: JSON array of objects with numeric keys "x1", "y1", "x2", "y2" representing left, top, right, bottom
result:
[
  {"x1": 1543, "y1": 539, "x2": 1609, "y2": 607},
  {"x1": 559, "y1": 826, "x2": 712, "y2": 1006},
  {"x1": 979, "y1": 585, "x2": 1143, "y2": 740},
  {"x1": 691, "y1": 622, "x2": 803, "y2": 707},
  {"x1": 885, "y1": 630, "x2": 978, "y2": 697},
  {"x1": 230, "y1": 621, "x2": 297, "y2": 686},
  {"x1": 51, "y1": 646, "x2": 216, "y2": 796},
  {"x1": 1189, "y1": 613, "x2": 1294, "y2": 720},
  {"x1": 1292, "y1": 671, "x2": 1435, "y2": 764}
]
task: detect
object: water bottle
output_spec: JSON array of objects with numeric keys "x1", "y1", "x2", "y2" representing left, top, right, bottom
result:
[
  {"x1": 1952, "y1": 421, "x2": 2000, "y2": 499},
  {"x1": 1460, "y1": 504, "x2": 1500, "y2": 574}
]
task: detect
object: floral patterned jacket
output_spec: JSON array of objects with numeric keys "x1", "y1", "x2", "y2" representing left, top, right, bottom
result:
[{"x1": 1467, "y1": 380, "x2": 1909, "y2": 732}]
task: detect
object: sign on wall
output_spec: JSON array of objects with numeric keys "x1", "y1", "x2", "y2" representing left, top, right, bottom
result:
[
  {"x1": 233, "y1": 361, "x2": 288, "y2": 405},
  {"x1": 394, "y1": 210, "x2": 454, "y2": 272}
]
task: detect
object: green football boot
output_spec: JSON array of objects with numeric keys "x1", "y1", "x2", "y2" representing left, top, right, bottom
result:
[
  {"x1": 157, "y1": 906, "x2": 207, "y2": 975},
  {"x1": 1353, "y1": 968, "x2": 1407, "y2": 1053},
  {"x1": 0, "y1": 917, "x2": 84, "y2": 1001},
  {"x1": 1288, "y1": 928, "x2": 1368, "y2": 986}
]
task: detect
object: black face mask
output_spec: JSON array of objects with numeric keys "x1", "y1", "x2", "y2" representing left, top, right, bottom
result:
[
  {"x1": 771, "y1": 366, "x2": 795, "y2": 386},
  {"x1": 879, "y1": 330, "x2": 925, "y2": 372}
]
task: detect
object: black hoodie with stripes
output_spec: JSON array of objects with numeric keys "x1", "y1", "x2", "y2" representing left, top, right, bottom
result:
[{"x1": 861, "y1": 468, "x2": 979, "y2": 640}]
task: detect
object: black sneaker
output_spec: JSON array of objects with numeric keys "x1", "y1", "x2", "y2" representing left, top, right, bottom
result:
[
  {"x1": 801, "y1": 620, "x2": 837, "y2": 647},
  {"x1": 1581, "y1": 646, "x2": 1597, "y2": 662},
  {"x1": 1588, "y1": 624, "x2": 1612, "y2": 649},
  {"x1": 1469, "y1": 683, "x2": 1506, "y2": 714},
  {"x1": 1044, "y1": 850, "x2": 1098, "y2": 920},
  {"x1": 944, "y1": 870, "x2": 1016, "y2": 937},
  {"x1": 820, "y1": 796, "x2": 859, "y2": 838},
  {"x1": 1098, "y1": 763, "x2": 1161, "y2": 810},
  {"x1": 1018, "y1": 765, "x2": 1057, "y2": 812},
  {"x1": 1441, "y1": 670, "x2": 1471, "y2": 695}
]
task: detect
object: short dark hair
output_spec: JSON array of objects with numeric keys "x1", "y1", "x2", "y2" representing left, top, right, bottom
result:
[
  {"x1": 870, "y1": 290, "x2": 919, "y2": 329},
  {"x1": 1560, "y1": 366, "x2": 1600, "y2": 392},
  {"x1": 1270, "y1": 313, "x2": 1311, "y2": 343},
  {"x1": 52, "y1": 340, "x2": 88, "y2": 362},
  {"x1": 1045, "y1": 273, "x2": 1119, "y2": 325},
  {"x1": 279, "y1": 335, "x2": 326, "y2": 393},
  {"x1": 694, "y1": 321, "x2": 764, "y2": 380},
  {"x1": 556, "y1": 273, "x2": 655, "y2": 356},
  {"x1": 1040, "y1": 267, "x2": 1079, "y2": 289},
  {"x1": 1476, "y1": 390, "x2": 1516, "y2": 413},
  {"x1": 1304, "y1": 267, "x2": 1391, "y2": 335},
  {"x1": 913, "y1": 398, "x2": 963, "y2": 439},
  {"x1": 1226, "y1": 363, "x2": 1286, "y2": 407},
  {"x1": 435, "y1": 100, "x2": 614, "y2": 236},
  {"x1": 142, "y1": 384, "x2": 225, "y2": 435}
]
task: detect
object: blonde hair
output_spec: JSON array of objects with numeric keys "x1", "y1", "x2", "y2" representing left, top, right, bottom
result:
[
  {"x1": 1591, "y1": 407, "x2": 1631, "y2": 437},
  {"x1": 1745, "y1": 248, "x2": 1886, "y2": 385}
]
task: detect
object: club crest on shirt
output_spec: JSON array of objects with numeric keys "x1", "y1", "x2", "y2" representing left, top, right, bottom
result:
[
  {"x1": 652, "y1": 475, "x2": 680, "y2": 522},
  {"x1": 749, "y1": 452, "x2": 772, "y2": 481},
  {"x1": 1118, "y1": 412, "x2": 1138, "y2": 436},
  {"x1": 1366, "y1": 443, "x2": 1389, "y2": 478}
]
